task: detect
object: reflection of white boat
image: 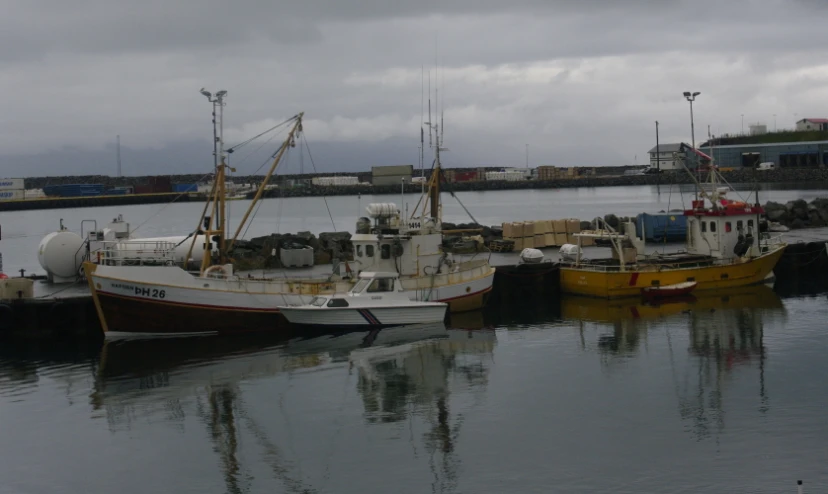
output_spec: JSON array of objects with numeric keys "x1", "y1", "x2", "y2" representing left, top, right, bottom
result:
[
  {"x1": 91, "y1": 323, "x2": 452, "y2": 408},
  {"x1": 279, "y1": 272, "x2": 447, "y2": 328}
]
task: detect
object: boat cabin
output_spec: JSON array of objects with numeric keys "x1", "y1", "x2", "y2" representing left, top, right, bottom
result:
[
  {"x1": 684, "y1": 193, "x2": 764, "y2": 259},
  {"x1": 349, "y1": 271, "x2": 402, "y2": 296},
  {"x1": 346, "y1": 202, "x2": 451, "y2": 278},
  {"x1": 308, "y1": 272, "x2": 401, "y2": 308}
]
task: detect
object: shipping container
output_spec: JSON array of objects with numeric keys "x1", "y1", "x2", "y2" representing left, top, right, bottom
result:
[
  {"x1": 636, "y1": 213, "x2": 688, "y2": 242},
  {"x1": 134, "y1": 185, "x2": 153, "y2": 195},
  {"x1": 454, "y1": 171, "x2": 479, "y2": 182},
  {"x1": 42, "y1": 184, "x2": 105, "y2": 197},
  {"x1": 173, "y1": 183, "x2": 198, "y2": 193},
  {"x1": 0, "y1": 190, "x2": 25, "y2": 200},
  {"x1": 0, "y1": 178, "x2": 24, "y2": 190},
  {"x1": 371, "y1": 165, "x2": 414, "y2": 177}
]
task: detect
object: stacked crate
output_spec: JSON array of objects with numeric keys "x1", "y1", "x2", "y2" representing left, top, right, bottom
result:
[
  {"x1": 502, "y1": 221, "x2": 524, "y2": 251},
  {"x1": 533, "y1": 220, "x2": 550, "y2": 248},
  {"x1": 522, "y1": 221, "x2": 535, "y2": 248},
  {"x1": 552, "y1": 219, "x2": 568, "y2": 247},
  {"x1": 536, "y1": 166, "x2": 563, "y2": 181}
]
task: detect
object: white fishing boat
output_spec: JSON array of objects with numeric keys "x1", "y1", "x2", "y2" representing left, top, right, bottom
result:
[
  {"x1": 279, "y1": 272, "x2": 447, "y2": 328},
  {"x1": 84, "y1": 91, "x2": 495, "y2": 337}
]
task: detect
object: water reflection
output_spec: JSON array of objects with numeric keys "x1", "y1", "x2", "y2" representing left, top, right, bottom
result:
[
  {"x1": 561, "y1": 283, "x2": 787, "y2": 441},
  {"x1": 350, "y1": 329, "x2": 495, "y2": 493},
  {"x1": 561, "y1": 283, "x2": 784, "y2": 355},
  {"x1": 90, "y1": 324, "x2": 496, "y2": 493}
]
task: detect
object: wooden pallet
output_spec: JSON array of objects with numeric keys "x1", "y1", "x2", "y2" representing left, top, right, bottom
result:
[{"x1": 489, "y1": 239, "x2": 515, "y2": 252}]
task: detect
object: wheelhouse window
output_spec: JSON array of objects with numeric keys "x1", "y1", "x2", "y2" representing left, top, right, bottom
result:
[
  {"x1": 367, "y1": 278, "x2": 394, "y2": 292},
  {"x1": 725, "y1": 222, "x2": 732, "y2": 233},
  {"x1": 710, "y1": 222, "x2": 717, "y2": 232},
  {"x1": 701, "y1": 221, "x2": 707, "y2": 232},
  {"x1": 356, "y1": 245, "x2": 363, "y2": 257},
  {"x1": 748, "y1": 220, "x2": 754, "y2": 229},
  {"x1": 381, "y1": 244, "x2": 391, "y2": 259},
  {"x1": 310, "y1": 297, "x2": 327, "y2": 307},
  {"x1": 737, "y1": 220, "x2": 743, "y2": 230},
  {"x1": 352, "y1": 279, "x2": 371, "y2": 293},
  {"x1": 327, "y1": 298, "x2": 349, "y2": 308},
  {"x1": 366, "y1": 245, "x2": 374, "y2": 257}
]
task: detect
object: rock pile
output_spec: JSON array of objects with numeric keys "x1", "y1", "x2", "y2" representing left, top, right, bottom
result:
[
  {"x1": 763, "y1": 198, "x2": 828, "y2": 229},
  {"x1": 227, "y1": 231, "x2": 353, "y2": 270}
]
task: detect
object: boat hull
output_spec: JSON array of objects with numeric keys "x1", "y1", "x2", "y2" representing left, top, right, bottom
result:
[
  {"x1": 96, "y1": 291, "x2": 286, "y2": 336},
  {"x1": 280, "y1": 305, "x2": 447, "y2": 328},
  {"x1": 85, "y1": 263, "x2": 494, "y2": 336},
  {"x1": 560, "y1": 246, "x2": 785, "y2": 299}
]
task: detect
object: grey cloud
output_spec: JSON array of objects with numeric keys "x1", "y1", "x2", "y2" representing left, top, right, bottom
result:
[{"x1": 1, "y1": 0, "x2": 827, "y2": 176}]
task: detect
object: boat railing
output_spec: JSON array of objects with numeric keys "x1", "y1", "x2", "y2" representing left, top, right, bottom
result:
[
  {"x1": 760, "y1": 232, "x2": 785, "y2": 246},
  {"x1": 94, "y1": 240, "x2": 179, "y2": 266},
  {"x1": 563, "y1": 255, "x2": 745, "y2": 273}
]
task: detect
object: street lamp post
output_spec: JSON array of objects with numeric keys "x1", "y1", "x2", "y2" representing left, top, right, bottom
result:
[
  {"x1": 525, "y1": 143, "x2": 529, "y2": 169},
  {"x1": 741, "y1": 114, "x2": 744, "y2": 135},
  {"x1": 683, "y1": 91, "x2": 700, "y2": 199}
]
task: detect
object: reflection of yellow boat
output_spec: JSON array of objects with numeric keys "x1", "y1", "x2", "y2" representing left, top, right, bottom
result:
[{"x1": 561, "y1": 283, "x2": 783, "y2": 324}]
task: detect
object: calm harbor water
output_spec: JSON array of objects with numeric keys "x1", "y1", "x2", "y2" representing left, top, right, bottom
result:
[
  {"x1": 1, "y1": 184, "x2": 827, "y2": 492},
  {"x1": 1, "y1": 284, "x2": 827, "y2": 493}
]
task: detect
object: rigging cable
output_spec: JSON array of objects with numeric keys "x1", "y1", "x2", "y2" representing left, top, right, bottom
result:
[
  {"x1": 438, "y1": 169, "x2": 479, "y2": 225},
  {"x1": 130, "y1": 170, "x2": 215, "y2": 236},
  {"x1": 301, "y1": 134, "x2": 337, "y2": 231}
]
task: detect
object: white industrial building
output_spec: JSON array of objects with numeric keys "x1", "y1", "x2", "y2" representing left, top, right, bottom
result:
[
  {"x1": 796, "y1": 118, "x2": 828, "y2": 132},
  {"x1": 647, "y1": 143, "x2": 691, "y2": 170}
]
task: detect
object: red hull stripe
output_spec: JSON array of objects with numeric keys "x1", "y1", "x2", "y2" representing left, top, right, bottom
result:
[
  {"x1": 97, "y1": 284, "x2": 491, "y2": 312},
  {"x1": 439, "y1": 286, "x2": 492, "y2": 302},
  {"x1": 628, "y1": 273, "x2": 639, "y2": 286},
  {"x1": 358, "y1": 309, "x2": 381, "y2": 325}
]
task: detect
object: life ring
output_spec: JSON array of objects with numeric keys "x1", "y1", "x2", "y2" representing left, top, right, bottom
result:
[
  {"x1": 726, "y1": 201, "x2": 747, "y2": 209},
  {"x1": 204, "y1": 265, "x2": 229, "y2": 279}
]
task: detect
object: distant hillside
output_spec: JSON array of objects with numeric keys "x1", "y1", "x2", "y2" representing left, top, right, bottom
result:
[{"x1": 701, "y1": 130, "x2": 828, "y2": 147}]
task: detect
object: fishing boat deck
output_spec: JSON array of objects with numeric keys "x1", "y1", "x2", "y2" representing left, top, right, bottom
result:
[{"x1": 20, "y1": 226, "x2": 828, "y2": 301}]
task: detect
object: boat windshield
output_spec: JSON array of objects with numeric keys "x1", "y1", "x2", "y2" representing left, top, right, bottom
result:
[
  {"x1": 309, "y1": 297, "x2": 327, "y2": 307},
  {"x1": 367, "y1": 278, "x2": 394, "y2": 292},
  {"x1": 352, "y1": 279, "x2": 371, "y2": 293}
]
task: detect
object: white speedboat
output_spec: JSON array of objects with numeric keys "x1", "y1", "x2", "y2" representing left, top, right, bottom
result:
[{"x1": 279, "y1": 272, "x2": 447, "y2": 328}]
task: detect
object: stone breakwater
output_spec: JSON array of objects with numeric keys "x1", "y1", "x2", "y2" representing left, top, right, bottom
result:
[
  {"x1": 20, "y1": 167, "x2": 828, "y2": 197},
  {"x1": 214, "y1": 197, "x2": 828, "y2": 271},
  {"x1": 763, "y1": 198, "x2": 828, "y2": 229}
]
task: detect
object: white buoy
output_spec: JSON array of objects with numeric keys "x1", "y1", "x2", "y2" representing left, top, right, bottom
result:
[{"x1": 519, "y1": 248, "x2": 544, "y2": 264}]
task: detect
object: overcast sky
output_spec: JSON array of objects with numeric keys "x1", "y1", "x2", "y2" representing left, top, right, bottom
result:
[{"x1": 2, "y1": 0, "x2": 827, "y2": 177}]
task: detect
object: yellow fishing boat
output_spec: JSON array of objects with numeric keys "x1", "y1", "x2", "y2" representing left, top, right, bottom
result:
[{"x1": 560, "y1": 166, "x2": 786, "y2": 298}]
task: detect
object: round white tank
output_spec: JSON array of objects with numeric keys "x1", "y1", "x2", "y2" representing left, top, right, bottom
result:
[
  {"x1": 366, "y1": 203, "x2": 399, "y2": 219},
  {"x1": 38, "y1": 231, "x2": 85, "y2": 278}
]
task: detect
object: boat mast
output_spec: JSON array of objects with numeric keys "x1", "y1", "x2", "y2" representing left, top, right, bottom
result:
[
  {"x1": 190, "y1": 88, "x2": 229, "y2": 273},
  {"x1": 430, "y1": 122, "x2": 441, "y2": 220},
  {"x1": 227, "y1": 114, "x2": 304, "y2": 251}
]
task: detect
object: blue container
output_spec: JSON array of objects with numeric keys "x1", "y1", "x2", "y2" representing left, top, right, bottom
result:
[
  {"x1": 42, "y1": 183, "x2": 105, "y2": 197},
  {"x1": 636, "y1": 212, "x2": 688, "y2": 242},
  {"x1": 173, "y1": 183, "x2": 198, "y2": 193}
]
